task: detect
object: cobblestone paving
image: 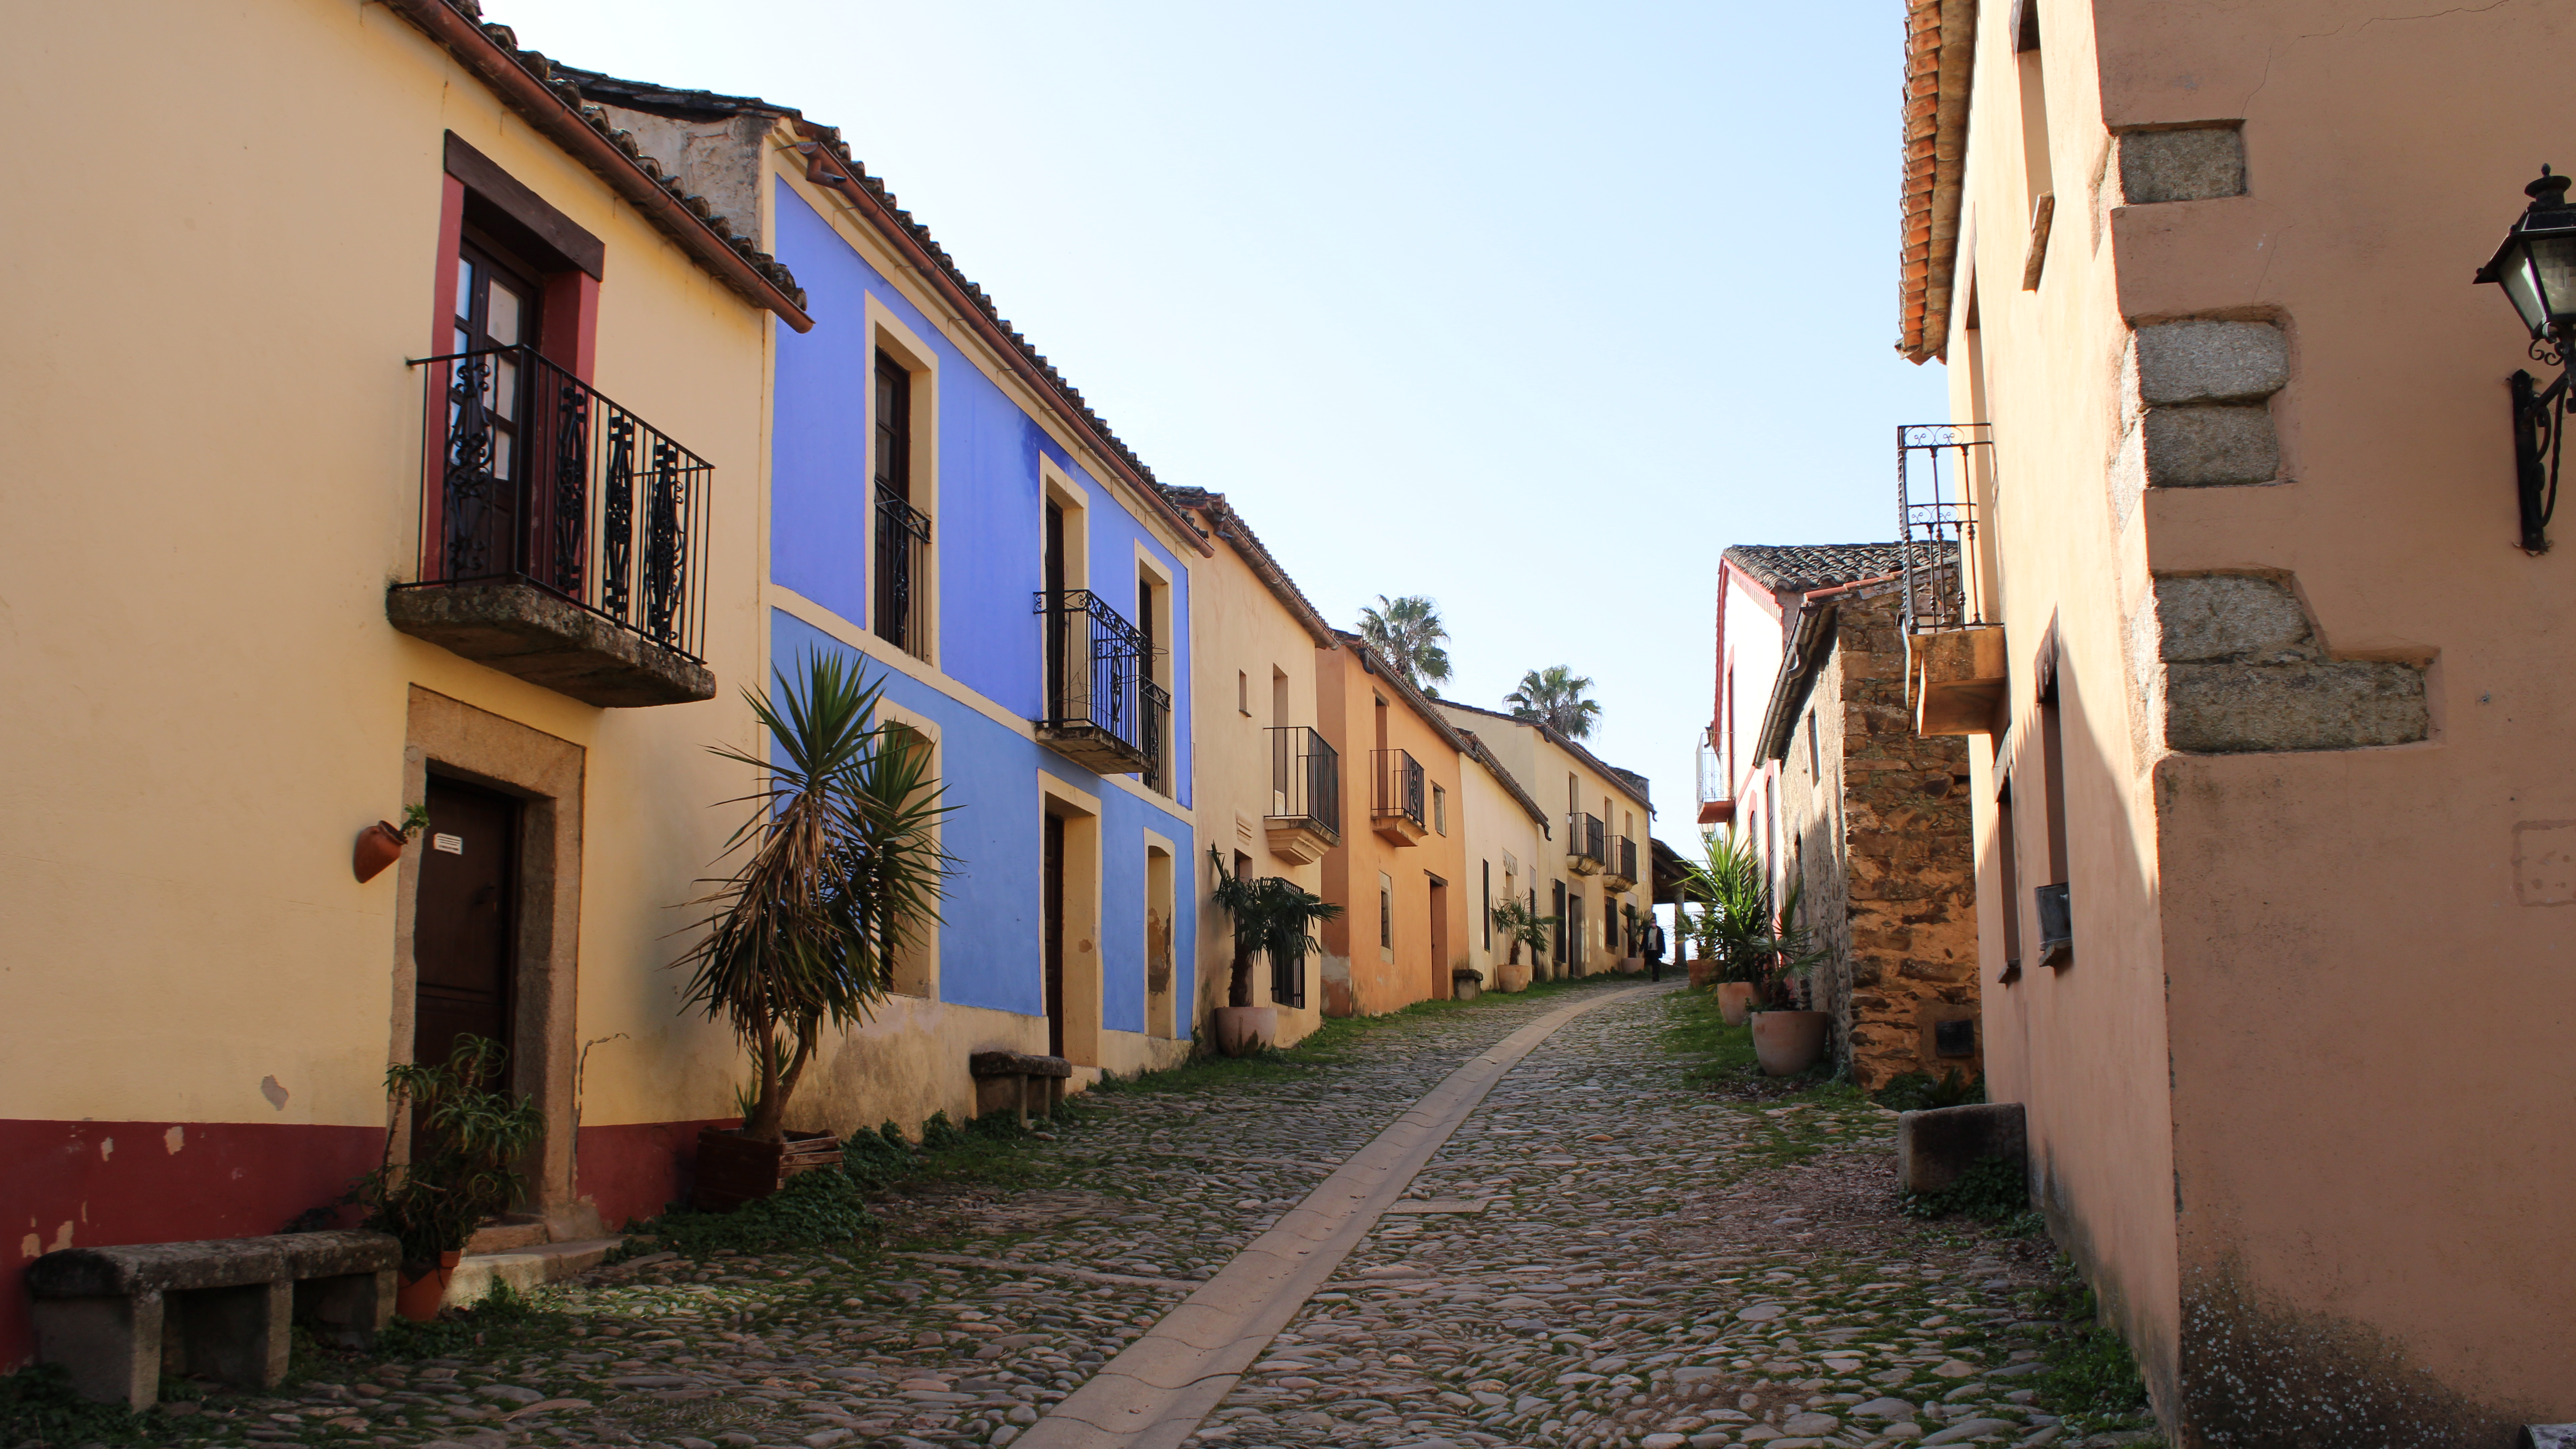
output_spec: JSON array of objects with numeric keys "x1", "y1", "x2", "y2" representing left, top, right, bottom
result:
[{"x1": 132, "y1": 982, "x2": 2136, "y2": 1449}]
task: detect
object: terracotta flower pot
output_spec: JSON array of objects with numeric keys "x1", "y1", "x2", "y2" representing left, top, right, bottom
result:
[
  {"x1": 1212, "y1": 1005, "x2": 1277, "y2": 1056},
  {"x1": 353, "y1": 821, "x2": 410, "y2": 883},
  {"x1": 394, "y1": 1249, "x2": 460, "y2": 1322},
  {"x1": 1752, "y1": 1009, "x2": 1830, "y2": 1076},
  {"x1": 694, "y1": 1127, "x2": 844, "y2": 1212},
  {"x1": 1496, "y1": 962, "x2": 1532, "y2": 993},
  {"x1": 1716, "y1": 982, "x2": 1758, "y2": 1026}
]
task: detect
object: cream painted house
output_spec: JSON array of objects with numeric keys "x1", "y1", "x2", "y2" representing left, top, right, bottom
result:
[
  {"x1": 1432, "y1": 702, "x2": 1653, "y2": 980},
  {"x1": 1442, "y1": 730, "x2": 1555, "y2": 992},
  {"x1": 1160, "y1": 490, "x2": 1344, "y2": 1048}
]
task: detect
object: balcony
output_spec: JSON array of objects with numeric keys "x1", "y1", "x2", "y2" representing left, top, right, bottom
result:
[
  {"x1": 874, "y1": 486, "x2": 931, "y2": 660},
  {"x1": 1033, "y1": 589, "x2": 1162, "y2": 777},
  {"x1": 1899, "y1": 422, "x2": 2007, "y2": 736},
  {"x1": 1370, "y1": 748, "x2": 1427, "y2": 845},
  {"x1": 1695, "y1": 737, "x2": 1735, "y2": 826},
  {"x1": 390, "y1": 346, "x2": 715, "y2": 707},
  {"x1": 1567, "y1": 813, "x2": 1606, "y2": 875},
  {"x1": 1264, "y1": 726, "x2": 1342, "y2": 865},
  {"x1": 1602, "y1": 834, "x2": 1639, "y2": 891}
]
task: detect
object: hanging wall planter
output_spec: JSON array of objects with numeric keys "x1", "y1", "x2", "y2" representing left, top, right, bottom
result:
[{"x1": 354, "y1": 804, "x2": 431, "y2": 883}]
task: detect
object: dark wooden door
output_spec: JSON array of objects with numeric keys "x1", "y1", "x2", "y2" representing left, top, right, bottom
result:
[
  {"x1": 1043, "y1": 500, "x2": 1067, "y2": 720},
  {"x1": 446, "y1": 245, "x2": 538, "y2": 580},
  {"x1": 1042, "y1": 811, "x2": 1066, "y2": 1058},
  {"x1": 414, "y1": 776, "x2": 519, "y2": 1080}
]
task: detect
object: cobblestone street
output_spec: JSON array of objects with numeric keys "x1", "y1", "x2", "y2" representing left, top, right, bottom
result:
[{"x1": 126, "y1": 983, "x2": 2142, "y2": 1449}]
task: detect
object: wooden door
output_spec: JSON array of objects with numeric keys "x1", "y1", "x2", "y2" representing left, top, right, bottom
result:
[
  {"x1": 414, "y1": 776, "x2": 519, "y2": 1081},
  {"x1": 1043, "y1": 810, "x2": 1066, "y2": 1058},
  {"x1": 1426, "y1": 876, "x2": 1449, "y2": 1000},
  {"x1": 446, "y1": 245, "x2": 538, "y2": 580}
]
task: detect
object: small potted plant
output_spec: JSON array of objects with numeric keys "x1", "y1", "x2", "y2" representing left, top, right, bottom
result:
[
  {"x1": 673, "y1": 653, "x2": 954, "y2": 1209},
  {"x1": 1208, "y1": 848, "x2": 1342, "y2": 1053},
  {"x1": 1486, "y1": 897, "x2": 1557, "y2": 994},
  {"x1": 351, "y1": 1035, "x2": 541, "y2": 1320},
  {"x1": 354, "y1": 803, "x2": 431, "y2": 884}
]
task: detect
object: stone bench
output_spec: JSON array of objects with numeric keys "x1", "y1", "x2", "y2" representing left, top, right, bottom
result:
[
  {"x1": 26, "y1": 1229, "x2": 400, "y2": 1407},
  {"x1": 969, "y1": 1050, "x2": 1072, "y2": 1127}
]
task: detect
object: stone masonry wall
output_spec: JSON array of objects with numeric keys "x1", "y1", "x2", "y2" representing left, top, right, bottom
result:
[{"x1": 1778, "y1": 586, "x2": 1980, "y2": 1090}]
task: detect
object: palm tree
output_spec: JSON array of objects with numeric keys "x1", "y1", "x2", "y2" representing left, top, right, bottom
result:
[
  {"x1": 1357, "y1": 595, "x2": 1452, "y2": 695},
  {"x1": 674, "y1": 651, "x2": 955, "y2": 1142},
  {"x1": 1505, "y1": 665, "x2": 1602, "y2": 739}
]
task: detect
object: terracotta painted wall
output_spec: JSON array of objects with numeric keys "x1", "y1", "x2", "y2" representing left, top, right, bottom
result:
[
  {"x1": 1313, "y1": 649, "x2": 1468, "y2": 1017},
  {"x1": 1946, "y1": 0, "x2": 2576, "y2": 1436}
]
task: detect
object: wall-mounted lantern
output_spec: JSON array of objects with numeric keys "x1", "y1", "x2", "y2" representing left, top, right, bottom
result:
[{"x1": 2475, "y1": 166, "x2": 2576, "y2": 552}]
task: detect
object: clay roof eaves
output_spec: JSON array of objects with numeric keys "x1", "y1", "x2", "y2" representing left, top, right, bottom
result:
[
  {"x1": 1430, "y1": 698, "x2": 1653, "y2": 816},
  {"x1": 1897, "y1": 0, "x2": 1977, "y2": 364},
  {"x1": 386, "y1": 0, "x2": 811, "y2": 329},
  {"x1": 1721, "y1": 543, "x2": 1911, "y2": 595},
  {"x1": 1161, "y1": 489, "x2": 1338, "y2": 649}
]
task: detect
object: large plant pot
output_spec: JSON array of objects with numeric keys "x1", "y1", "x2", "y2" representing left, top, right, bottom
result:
[
  {"x1": 394, "y1": 1249, "x2": 460, "y2": 1322},
  {"x1": 1717, "y1": 982, "x2": 1757, "y2": 1025},
  {"x1": 1752, "y1": 1010, "x2": 1830, "y2": 1076},
  {"x1": 353, "y1": 821, "x2": 409, "y2": 883},
  {"x1": 694, "y1": 1127, "x2": 843, "y2": 1212},
  {"x1": 1496, "y1": 962, "x2": 1532, "y2": 993},
  {"x1": 1212, "y1": 1005, "x2": 1277, "y2": 1056}
]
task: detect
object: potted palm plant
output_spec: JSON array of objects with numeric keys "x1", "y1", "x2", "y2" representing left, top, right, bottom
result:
[
  {"x1": 1486, "y1": 896, "x2": 1557, "y2": 993},
  {"x1": 351, "y1": 1035, "x2": 541, "y2": 1321},
  {"x1": 1747, "y1": 879, "x2": 1832, "y2": 1077},
  {"x1": 1207, "y1": 849, "x2": 1341, "y2": 1053},
  {"x1": 674, "y1": 652, "x2": 952, "y2": 1209}
]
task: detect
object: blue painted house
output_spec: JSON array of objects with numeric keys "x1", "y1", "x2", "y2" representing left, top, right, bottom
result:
[{"x1": 571, "y1": 75, "x2": 1218, "y2": 1125}]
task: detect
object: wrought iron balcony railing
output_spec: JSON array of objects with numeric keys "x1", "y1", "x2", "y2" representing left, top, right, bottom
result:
[
  {"x1": 1605, "y1": 834, "x2": 1638, "y2": 887},
  {"x1": 1267, "y1": 727, "x2": 1342, "y2": 838},
  {"x1": 1898, "y1": 422, "x2": 1990, "y2": 633},
  {"x1": 1032, "y1": 588, "x2": 1157, "y2": 775},
  {"x1": 1567, "y1": 813, "x2": 1606, "y2": 873},
  {"x1": 392, "y1": 345, "x2": 714, "y2": 706},
  {"x1": 874, "y1": 486, "x2": 931, "y2": 659},
  {"x1": 1371, "y1": 749, "x2": 1426, "y2": 835}
]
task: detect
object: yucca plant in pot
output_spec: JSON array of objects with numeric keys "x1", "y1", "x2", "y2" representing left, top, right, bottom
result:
[
  {"x1": 1207, "y1": 848, "x2": 1342, "y2": 1053},
  {"x1": 350, "y1": 1035, "x2": 541, "y2": 1320},
  {"x1": 1486, "y1": 896, "x2": 1558, "y2": 993},
  {"x1": 674, "y1": 651, "x2": 953, "y2": 1209},
  {"x1": 1747, "y1": 878, "x2": 1834, "y2": 1077}
]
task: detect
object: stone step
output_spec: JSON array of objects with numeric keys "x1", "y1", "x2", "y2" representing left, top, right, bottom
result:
[
  {"x1": 462, "y1": 1215, "x2": 548, "y2": 1255},
  {"x1": 447, "y1": 1236, "x2": 624, "y2": 1307}
]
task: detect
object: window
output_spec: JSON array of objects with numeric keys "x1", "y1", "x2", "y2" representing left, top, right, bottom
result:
[
  {"x1": 1146, "y1": 845, "x2": 1179, "y2": 1027},
  {"x1": 1271, "y1": 668, "x2": 1290, "y2": 728},
  {"x1": 1379, "y1": 872, "x2": 1395, "y2": 957},
  {"x1": 2035, "y1": 664, "x2": 2072, "y2": 964},
  {"x1": 1996, "y1": 773, "x2": 2024, "y2": 978},
  {"x1": 1481, "y1": 859, "x2": 1492, "y2": 950},
  {"x1": 1605, "y1": 888, "x2": 1618, "y2": 949},
  {"x1": 2017, "y1": 0, "x2": 2056, "y2": 288},
  {"x1": 1238, "y1": 670, "x2": 1251, "y2": 717},
  {"x1": 1806, "y1": 711, "x2": 1821, "y2": 779},
  {"x1": 1551, "y1": 881, "x2": 1567, "y2": 965},
  {"x1": 1138, "y1": 564, "x2": 1171, "y2": 794},
  {"x1": 873, "y1": 350, "x2": 930, "y2": 655},
  {"x1": 1432, "y1": 785, "x2": 1448, "y2": 835}
]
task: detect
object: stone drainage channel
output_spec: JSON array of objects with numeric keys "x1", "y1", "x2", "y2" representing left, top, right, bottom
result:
[{"x1": 139, "y1": 982, "x2": 2118, "y2": 1449}]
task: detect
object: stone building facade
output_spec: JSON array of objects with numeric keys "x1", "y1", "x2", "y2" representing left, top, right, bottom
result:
[{"x1": 1761, "y1": 574, "x2": 1977, "y2": 1090}]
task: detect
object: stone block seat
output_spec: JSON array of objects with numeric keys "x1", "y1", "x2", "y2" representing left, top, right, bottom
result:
[
  {"x1": 26, "y1": 1230, "x2": 399, "y2": 1407},
  {"x1": 969, "y1": 1050, "x2": 1073, "y2": 1127}
]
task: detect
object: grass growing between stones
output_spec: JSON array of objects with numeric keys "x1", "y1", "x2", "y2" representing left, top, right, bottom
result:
[{"x1": 2026, "y1": 1280, "x2": 2164, "y2": 1441}]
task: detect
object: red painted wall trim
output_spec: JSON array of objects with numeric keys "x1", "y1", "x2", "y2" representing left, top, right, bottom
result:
[
  {"x1": 0, "y1": 1114, "x2": 732, "y2": 1370},
  {"x1": 0, "y1": 1120, "x2": 384, "y2": 1370},
  {"x1": 540, "y1": 271, "x2": 600, "y2": 384}
]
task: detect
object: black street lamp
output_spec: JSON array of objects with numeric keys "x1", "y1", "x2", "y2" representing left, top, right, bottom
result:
[{"x1": 2476, "y1": 166, "x2": 2576, "y2": 552}]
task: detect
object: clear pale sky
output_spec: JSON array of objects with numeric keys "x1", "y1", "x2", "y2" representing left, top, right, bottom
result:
[{"x1": 487, "y1": 0, "x2": 1950, "y2": 854}]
